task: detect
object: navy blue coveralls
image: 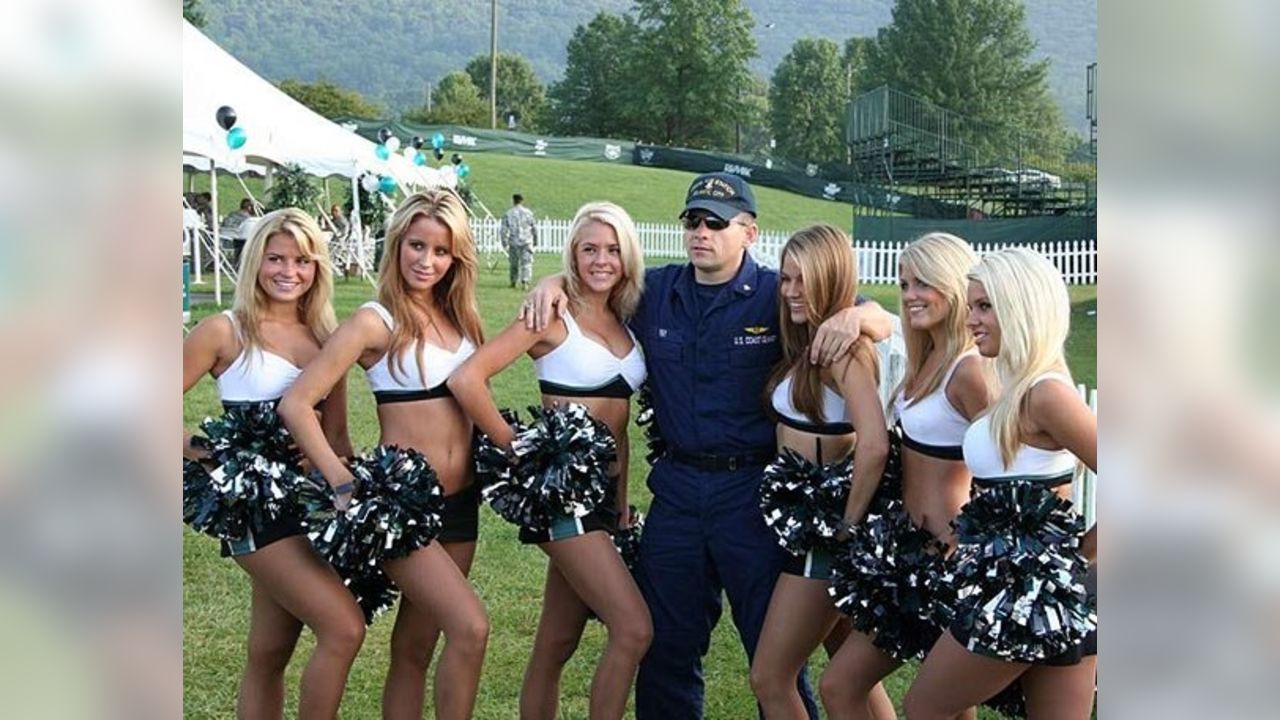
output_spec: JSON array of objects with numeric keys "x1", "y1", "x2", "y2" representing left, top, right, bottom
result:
[{"x1": 630, "y1": 251, "x2": 819, "y2": 719}]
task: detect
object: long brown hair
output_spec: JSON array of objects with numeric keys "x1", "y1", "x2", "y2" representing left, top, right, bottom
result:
[
  {"x1": 765, "y1": 224, "x2": 877, "y2": 422},
  {"x1": 232, "y1": 208, "x2": 337, "y2": 355},
  {"x1": 376, "y1": 190, "x2": 485, "y2": 382}
]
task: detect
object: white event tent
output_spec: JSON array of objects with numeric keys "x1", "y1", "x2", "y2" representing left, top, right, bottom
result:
[{"x1": 183, "y1": 19, "x2": 451, "y2": 302}]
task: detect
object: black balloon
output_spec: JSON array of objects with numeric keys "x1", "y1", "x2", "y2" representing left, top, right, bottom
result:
[
  {"x1": 433, "y1": 147, "x2": 445, "y2": 161},
  {"x1": 215, "y1": 105, "x2": 238, "y2": 131},
  {"x1": 411, "y1": 135, "x2": 424, "y2": 149},
  {"x1": 377, "y1": 127, "x2": 393, "y2": 143},
  {"x1": 451, "y1": 153, "x2": 463, "y2": 165}
]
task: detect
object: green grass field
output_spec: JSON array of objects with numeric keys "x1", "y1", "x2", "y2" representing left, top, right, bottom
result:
[
  {"x1": 183, "y1": 249, "x2": 1096, "y2": 719},
  {"x1": 185, "y1": 153, "x2": 863, "y2": 233}
]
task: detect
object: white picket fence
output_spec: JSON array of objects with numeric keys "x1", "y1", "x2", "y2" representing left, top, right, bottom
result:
[{"x1": 473, "y1": 217, "x2": 1098, "y2": 284}]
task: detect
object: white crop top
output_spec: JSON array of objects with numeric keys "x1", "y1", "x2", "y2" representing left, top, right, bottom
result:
[
  {"x1": 360, "y1": 301, "x2": 476, "y2": 404},
  {"x1": 534, "y1": 311, "x2": 646, "y2": 399},
  {"x1": 770, "y1": 373, "x2": 854, "y2": 435},
  {"x1": 962, "y1": 373, "x2": 1078, "y2": 483},
  {"x1": 214, "y1": 311, "x2": 301, "y2": 404},
  {"x1": 895, "y1": 350, "x2": 977, "y2": 461}
]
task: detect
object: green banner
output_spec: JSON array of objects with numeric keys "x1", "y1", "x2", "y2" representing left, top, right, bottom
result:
[
  {"x1": 340, "y1": 119, "x2": 634, "y2": 165},
  {"x1": 631, "y1": 145, "x2": 966, "y2": 218}
]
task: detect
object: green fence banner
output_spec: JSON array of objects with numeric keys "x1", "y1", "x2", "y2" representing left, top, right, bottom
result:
[
  {"x1": 632, "y1": 145, "x2": 965, "y2": 218},
  {"x1": 340, "y1": 119, "x2": 634, "y2": 165}
]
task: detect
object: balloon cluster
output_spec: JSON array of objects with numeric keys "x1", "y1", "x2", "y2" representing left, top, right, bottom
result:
[{"x1": 217, "y1": 105, "x2": 246, "y2": 149}]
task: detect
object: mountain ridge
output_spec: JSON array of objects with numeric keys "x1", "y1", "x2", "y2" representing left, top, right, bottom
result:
[{"x1": 201, "y1": 0, "x2": 1096, "y2": 134}]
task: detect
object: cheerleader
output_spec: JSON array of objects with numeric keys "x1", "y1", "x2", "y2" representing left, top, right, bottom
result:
[
  {"x1": 182, "y1": 208, "x2": 365, "y2": 718},
  {"x1": 748, "y1": 225, "x2": 895, "y2": 720},
  {"x1": 448, "y1": 202, "x2": 652, "y2": 720},
  {"x1": 904, "y1": 247, "x2": 1097, "y2": 719},
  {"x1": 279, "y1": 190, "x2": 489, "y2": 720},
  {"x1": 821, "y1": 233, "x2": 990, "y2": 720}
]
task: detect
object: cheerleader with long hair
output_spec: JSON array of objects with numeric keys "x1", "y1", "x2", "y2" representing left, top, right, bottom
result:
[
  {"x1": 748, "y1": 224, "x2": 895, "y2": 720},
  {"x1": 280, "y1": 190, "x2": 490, "y2": 720},
  {"x1": 821, "y1": 233, "x2": 991, "y2": 720},
  {"x1": 183, "y1": 208, "x2": 365, "y2": 718},
  {"x1": 904, "y1": 247, "x2": 1097, "y2": 719}
]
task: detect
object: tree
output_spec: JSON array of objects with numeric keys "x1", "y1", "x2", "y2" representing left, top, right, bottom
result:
[
  {"x1": 738, "y1": 73, "x2": 771, "y2": 157},
  {"x1": 183, "y1": 0, "x2": 205, "y2": 28},
  {"x1": 547, "y1": 12, "x2": 638, "y2": 137},
  {"x1": 843, "y1": 37, "x2": 874, "y2": 101},
  {"x1": 278, "y1": 79, "x2": 383, "y2": 120},
  {"x1": 863, "y1": 0, "x2": 1069, "y2": 160},
  {"x1": 627, "y1": 0, "x2": 758, "y2": 150},
  {"x1": 403, "y1": 72, "x2": 489, "y2": 127},
  {"x1": 265, "y1": 164, "x2": 319, "y2": 213},
  {"x1": 464, "y1": 53, "x2": 547, "y2": 132},
  {"x1": 768, "y1": 38, "x2": 847, "y2": 164}
]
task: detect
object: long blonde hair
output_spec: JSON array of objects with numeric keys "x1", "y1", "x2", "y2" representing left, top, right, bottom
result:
[
  {"x1": 376, "y1": 190, "x2": 485, "y2": 382},
  {"x1": 562, "y1": 201, "x2": 645, "y2": 321},
  {"x1": 766, "y1": 224, "x2": 877, "y2": 422},
  {"x1": 895, "y1": 232, "x2": 978, "y2": 405},
  {"x1": 970, "y1": 247, "x2": 1072, "y2": 467},
  {"x1": 232, "y1": 207, "x2": 337, "y2": 354}
]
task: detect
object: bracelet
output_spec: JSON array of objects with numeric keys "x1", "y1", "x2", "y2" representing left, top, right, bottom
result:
[{"x1": 334, "y1": 481, "x2": 355, "y2": 496}]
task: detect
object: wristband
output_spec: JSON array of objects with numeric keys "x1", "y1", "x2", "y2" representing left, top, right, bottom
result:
[{"x1": 334, "y1": 481, "x2": 355, "y2": 496}]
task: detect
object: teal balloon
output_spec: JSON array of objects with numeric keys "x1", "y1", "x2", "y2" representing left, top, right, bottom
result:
[
  {"x1": 375, "y1": 144, "x2": 390, "y2": 161},
  {"x1": 226, "y1": 127, "x2": 247, "y2": 149},
  {"x1": 431, "y1": 133, "x2": 445, "y2": 150},
  {"x1": 378, "y1": 175, "x2": 397, "y2": 194},
  {"x1": 456, "y1": 163, "x2": 471, "y2": 179},
  {"x1": 413, "y1": 151, "x2": 426, "y2": 166}
]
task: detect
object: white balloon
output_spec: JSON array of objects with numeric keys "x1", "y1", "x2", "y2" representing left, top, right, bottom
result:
[
  {"x1": 385, "y1": 136, "x2": 401, "y2": 153},
  {"x1": 360, "y1": 174, "x2": 378, "y2": 192},
  {"x1": 403, "y1": 146, "x2": 417, "y2": 160}
]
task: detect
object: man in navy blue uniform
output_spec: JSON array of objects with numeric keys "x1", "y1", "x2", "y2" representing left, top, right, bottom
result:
[{"x1": 526, "y1": 172, "x2": 890, "y2": 718}]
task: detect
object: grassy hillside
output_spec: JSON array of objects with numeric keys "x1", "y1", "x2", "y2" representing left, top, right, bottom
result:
[{"x1": 185, "y1": 152, "x2": 861, "y2": 233}]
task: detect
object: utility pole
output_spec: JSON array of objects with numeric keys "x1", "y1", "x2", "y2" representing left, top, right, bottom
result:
[
  {"x1": 490, "y1": 0, "x2": 498, "y2": 129},
  {"x1": 425, "y1": 81, "x2": 432, "y2": 113}
]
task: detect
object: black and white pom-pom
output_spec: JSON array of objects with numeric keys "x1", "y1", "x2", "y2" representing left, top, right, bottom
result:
[
  {"x1": 948, "y1": 482, "x2": 1096, "y2": 662},
  {"x1": 759, "y1": 449, "x2": 851, "y2": 555},
  {"x1": 634, "y1": 382, "x2": 667, "y2": 466},
  {"x1": 481, "y1": 403, "x2": 616, "y2": 532},
  {"x1": 306, "y1": 446, "x2": 445, "y2": 573},
  {"x1": 182, "y1": 402, "x2": 303, "y2": 541},
  {"x1": 473, "y1": 408, "x2": 525, "y2": 496},
  {"x1": 828, "y1": 505, "x2": 953, "y2": 661},
  {"x1": 613, "y1": 505, "x2": 644, "y2": 571},
  {"x1": 339, "y1": 566, "x2": 400, "y2": 625}
]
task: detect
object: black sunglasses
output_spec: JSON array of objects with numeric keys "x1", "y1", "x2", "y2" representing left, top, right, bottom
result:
[{"x1": 681, "y1": 213, "x2": 732, "y2": 231}]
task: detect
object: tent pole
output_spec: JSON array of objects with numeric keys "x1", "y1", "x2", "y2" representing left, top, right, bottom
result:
[
  {"x1": 351, "y1": 175, "x2": 363, "y2": 279},
  {"x1": 211, "y1": 165, "x2": 223, "y2": 306}
]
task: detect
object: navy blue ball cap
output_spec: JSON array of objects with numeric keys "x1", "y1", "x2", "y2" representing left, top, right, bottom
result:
[{"x1": 680, "y1": 172, "x2": 757, "y2": 220}]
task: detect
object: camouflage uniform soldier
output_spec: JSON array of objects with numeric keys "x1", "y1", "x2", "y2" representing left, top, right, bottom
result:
[{"x1": 501, "y1": 193, "x2": 538, "y2": 289}]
